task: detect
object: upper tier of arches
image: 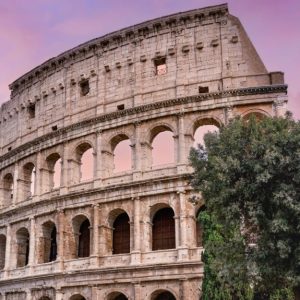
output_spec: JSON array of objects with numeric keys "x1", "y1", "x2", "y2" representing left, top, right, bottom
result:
[{"x1": 0, "y1": 110, "x2": 272, "y2": 210}]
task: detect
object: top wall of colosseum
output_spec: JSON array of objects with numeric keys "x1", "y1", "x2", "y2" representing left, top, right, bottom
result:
[{"x1": 0, "y1": 3, "x2": 284, "y2": 152}]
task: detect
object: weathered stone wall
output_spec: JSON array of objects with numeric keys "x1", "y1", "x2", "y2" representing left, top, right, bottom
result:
[{"x1": 0, "y1": 4, "x2": 287, "y2": 300}]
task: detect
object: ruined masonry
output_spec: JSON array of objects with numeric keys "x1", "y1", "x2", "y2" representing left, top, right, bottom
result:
[{"x1": 0, "y1": 4, "x2": 287, "y2": 300}]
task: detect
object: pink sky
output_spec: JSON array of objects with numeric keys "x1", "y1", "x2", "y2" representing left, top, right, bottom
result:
[{"x1": 0, "y1": 0, "x2": 299, "y2": 119}]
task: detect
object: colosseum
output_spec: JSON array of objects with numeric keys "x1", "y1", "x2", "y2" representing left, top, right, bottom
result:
[{"x1": 0, "y1": 3, "x2": 287, "y2": 300}]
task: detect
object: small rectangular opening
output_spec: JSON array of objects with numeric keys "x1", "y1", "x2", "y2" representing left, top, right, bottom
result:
[
  {"x1": 52, "y1": 125, "x2": 58, "y2": 131},
  {"x1": 80, "y1": 80, "x2": 90, "y2": 96},
  {"x1": 117, "y1": 104, "x2": 125, "y2": 111},
  {"x1": 8, "y1": 147, "x2": 12, "y2": 152},
  {"x1": 28, "y1": 103, "x2": 36, "y2": 119},
  {"x1": 154, "y1": 57, "x2": 167, "y2": 75},
  {"x1": 199, "y1": 86, "x2": 209, "y2": 93}
]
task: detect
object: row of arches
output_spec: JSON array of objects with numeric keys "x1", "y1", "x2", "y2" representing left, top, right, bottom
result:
[
  {"x1": 0, "y1": 205, "x2": 204, "y2": 269},
  {"x1": 1, "y1": 121, "x2": 220, "y2": 206},
  {"x1": 35, "y1": 290, "x2": 176, "y2": 300}
]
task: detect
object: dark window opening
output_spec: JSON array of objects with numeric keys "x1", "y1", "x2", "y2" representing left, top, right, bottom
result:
[
  {"x1": 28, "y1": 103, "x2": 36, "y2": 119},
  {"x1": 196, "y1": 206, "x2": 205, "y2": 247},
  {"x1": 199, "y1": 86, "x2": 209, "y2": 93},
  {"x1": 78, "y1": 219, "x2": 90, "y2": 258},
  {"x1": 80, "y1": 80, "x2": 90, "y2": 96},
  {"x1": 152, "y1": 208, "x2": 175, "y2": 251},
  {"x1": 117, "y1": 104, "x2": 125, "y2": 111},
  {"x1": 155, "y1": 292, "x2": 176, "y2": 300},
  {"x1": 114, "y1": 295, "x2": 128, "y2": 300},
  {"x1": 16, "y1": 229, "x2": 30, "y2": 268},
  {"x1": 154, "y1": 57, "x2": 167, "y2": 75},
  {"x1": 49, "y1": 227, "x2": 57, "y2": 262},
  {"x1": 8, "y1": 147, "x2": 12, "y2": 152},
  {"x1": 113, "y1": 213, "x2": 130, "y2": 254},
  {"x1": 52, "y1": 125, "x2": 58, "y2": 131}
]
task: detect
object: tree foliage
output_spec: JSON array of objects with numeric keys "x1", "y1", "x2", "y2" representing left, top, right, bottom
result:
[{"x1": 190, "y1": 115, "x2": 300, "y2": 299}]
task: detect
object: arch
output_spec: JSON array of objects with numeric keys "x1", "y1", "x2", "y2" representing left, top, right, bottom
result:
[
  {"x1": 111, "y1": 134, "x2": 132, "y2": 172},
  {"x1": 2, "y1": 173, "x2": 13, "y2": 206},
  {"x1": 16, "y1": 227, "x2": 30, "y2": 268},
  {"x1": 196, "y1": 206, "x2": 206, "y2": 247},
  {"x1": 39, "y1": 221, "x2": 57, "y2": 263},
  {"x1": 70, "y1": 295, "x2": 86, "y2": 300},
  {"x1": 75, "y1": 142, "x2": 94, "y2": 182},
  {"x1": 151, "y1": 290, "x2": 177, "y2": 300},
  {"x1": 152, "y1": 207, "x2": 175, "y2": 251},
  {"x1": 193, "y1": 118, "x2": 220, "y2": 148},
  {"x1": 38, "y1": 297, "x2": 51, "y2": 300},
  {"x1": 241, "y1": 109, "x2": 270, "y2": 120},
  {"x1": 72, "y1": 215, "x2": 91, "y2": 258},
  {"x1": 151, "y1": 125, "x2": 174, "y2": 166},
  {"x1": 112, "y1": 212, "x2": 130, "y2": 254},
  {"x1": 23, "y1": 162, "x2": 35, "y2": 199},
  {"x1": 69, "y1": 142, "x2": 94, "y2": 184},
  {"x1": 46, "y1": 153, "x2": 61, "y2": 190},
  {"x1": 0, "y1": 234, "x2": 6, "y2": 269},
  {"x1": 107, "y1": 291, "x2": 129, "y2": 300}
]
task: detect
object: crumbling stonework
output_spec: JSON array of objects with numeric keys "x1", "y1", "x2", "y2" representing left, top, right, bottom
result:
[{"x1": 0, "y1": 4, "x2": 287, "y2": 300}]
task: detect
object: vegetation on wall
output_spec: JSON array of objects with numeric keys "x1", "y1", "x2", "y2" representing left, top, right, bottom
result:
[{"x1": 190, "y1": 114, "x2": 300, "y2": 299}]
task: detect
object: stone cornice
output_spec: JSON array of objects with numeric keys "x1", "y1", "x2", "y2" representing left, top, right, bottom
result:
[
  {"x1": 8, "y1": 4, "x2": 228, "y2": 96},
  {"x1": 0, "y1": 84, "x2": 287, "y2": 166}
]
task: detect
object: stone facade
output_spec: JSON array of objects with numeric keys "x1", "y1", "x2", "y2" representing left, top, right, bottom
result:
[{"x1": 0, "y1": 4, "x2": 287, "y2": 300}]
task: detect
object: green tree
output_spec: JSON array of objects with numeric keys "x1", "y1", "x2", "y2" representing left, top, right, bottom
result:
[{"x1": 190, "y1": 115, "x2": 300, "y2": 299}]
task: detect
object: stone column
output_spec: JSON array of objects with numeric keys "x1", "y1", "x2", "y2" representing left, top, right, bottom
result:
[
  {"x1": 131, "y1": 197, "x2": 141, "y2": 264},
  {"x1": 180, "y1": 278, "x2": 190, "y2": 300},
  {"x1": 60, "y1": 142, "x2": 69, "y2": 194},
  {"x1": 177, "y1": 112, "x2": 186, "y2": 168},
  {"x1": 274, "y1": 96, "x2": 288, "y2": 117},
  {"x1": 26, "y1": 289, "x2": 31, "y2": 300},
  {"x1": 178, "y1": 189, "x2": 187, "y2": 247},
  {"x1": 94, "y1": 130, "x2": 103, "y2": 187},
  {"x1": 35, "y1": 151, "x2": 43, "y2": 196},
  {"x1": 12, "y1": 163, "x2": 19, "y2": 206},
  {"x1": 28, "y1": 217, "x2": 36, "y2": 271},
  {"x1": 57, "y1": 209, "x2": 65, "y2": 271},
  {"x1": 55, "y1": 289, "x2": 64, "y2": 300},
  {"x1": 133, "y1": 282, "x2": 142, "y2": 300},
  {"x1": 133, "y1": 122, "x2": 142, "y2": 180},
  {"x1": 4, "y1": 224, "x2": 11, "y2": 276},
  {"x1": 91, "y1": 204, "x2": 100, "y2": 266},
  {"x1": 174, "y1": 216, "x2": 180, "y2": 249},
  {"x1": 177, "y1": 189, "x2": 189, "y2": 261}
]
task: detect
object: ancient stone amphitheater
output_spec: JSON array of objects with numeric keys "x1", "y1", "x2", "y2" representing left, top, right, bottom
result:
[{"x1": 0, "y1": 4, "x2": 287, "y2": 300}]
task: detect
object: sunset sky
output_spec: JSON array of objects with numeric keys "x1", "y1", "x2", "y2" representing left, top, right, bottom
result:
[{"x1": 0, "y1": 0, "x2": 299, "y2": 119}]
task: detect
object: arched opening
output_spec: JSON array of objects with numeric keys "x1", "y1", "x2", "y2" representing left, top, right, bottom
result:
[
  {"x1": 70, "y1": 295, "x2": 86, "y2": 300},
  {"x1": 151, "y1": 127, "x2": 174, "y2": 166},
  {"x1": 74, "y1": 143, "x2": 94, "y2": 183},
  {"x1": 152, "y1": 207, "x2": 175, "y2": 251},
  {"x1": 243, "y1": 111, "x2": 267, "y2": 121},
  {"x1": 78, "y1": 219, "x2": 90, "y2": 257},
  {"x1": 196, "y1": 206, "x2": 206, "y2": 247},
  {"x1": 39, "y1": 297, "x2": 51, "y2": 300},
  {"x1": 39, "y1": 221, "x2": 57, "y2": 263},
  {"x1": 113, "y1": 212, "x2": 130, "y2": 254},
  {"x1": 23, "y1": 163, "x2": 35, "y2": 199},
  {"x1": 0, "y1": 234, "x2": 6, "y2": 269},
  {"x1": 108, "y1": 292, "x2": 128, "y2": 300},
  {"x1": 46, "y1": 153, "x2": 61, "y2": 190},
  {"x1": 112, "y1": 135, "x2": 132, "y2": 173},
  {"x1": 193, "y1": 119, "x2": 219, "y2": 148},
  {"x1": 16, "y1": 228, "x2": 30, "y2": 268},
  {"x1": 153, "y1": 291, "x2": 176, "y2": 300},
  {"x1": 2, "y1": 173, "x2": 13, "y2": 206},
  {"x1": 72, "y1": 216, "x2": 91, "y2": 258}
]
